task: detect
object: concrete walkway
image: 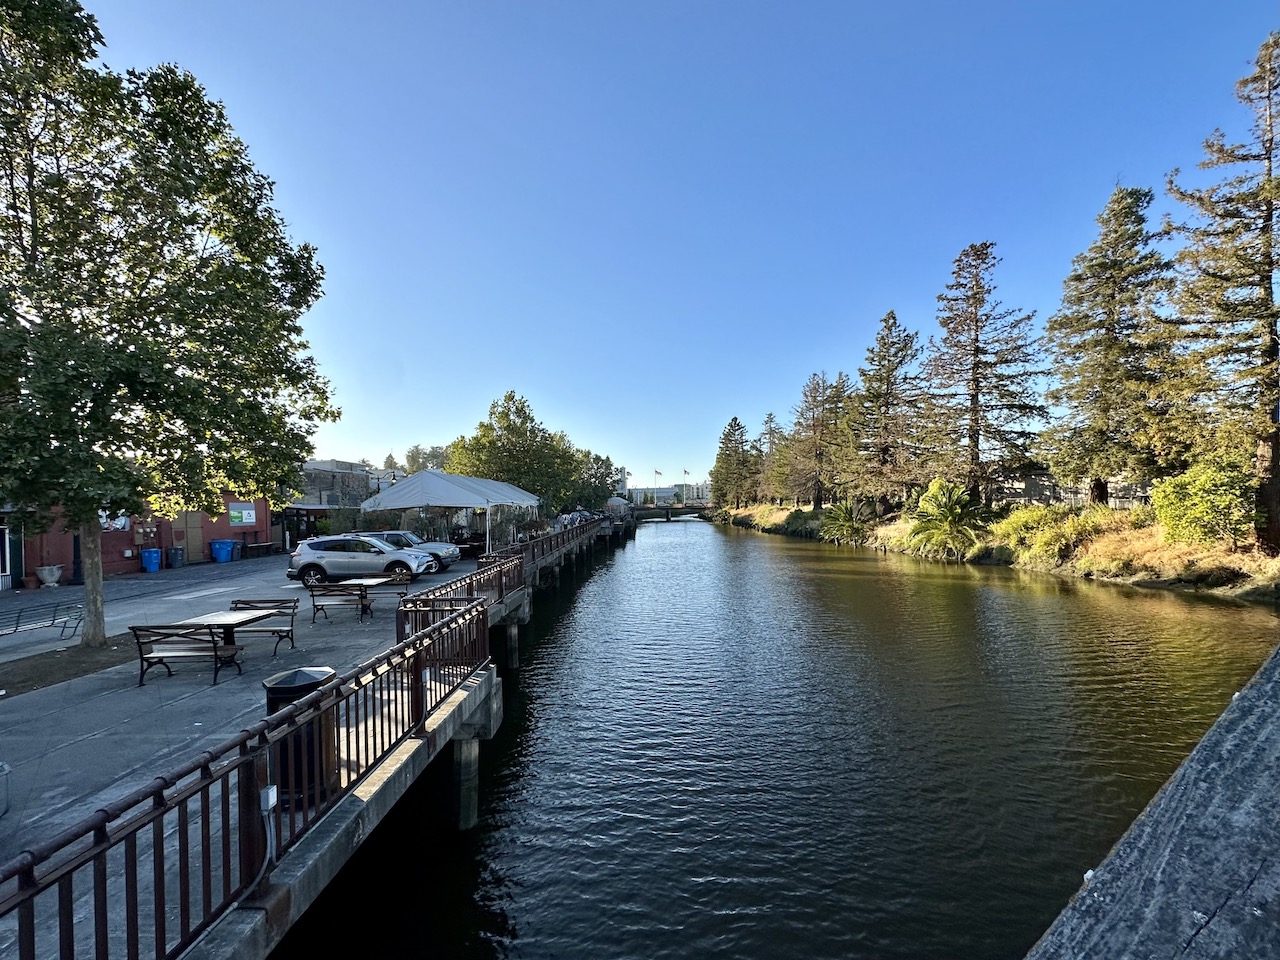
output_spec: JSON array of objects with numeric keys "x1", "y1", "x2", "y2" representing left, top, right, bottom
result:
[{"x1": 0, "y1": 555, "x2": 474, "y2": 865}]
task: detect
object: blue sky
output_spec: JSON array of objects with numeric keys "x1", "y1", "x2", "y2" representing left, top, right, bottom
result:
[{"x1": 89, "y1": 2, "x2": 1277, "y2": 487}]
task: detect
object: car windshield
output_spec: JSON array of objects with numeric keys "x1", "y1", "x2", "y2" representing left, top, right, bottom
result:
[{"x1": 401, "y1": 532, "x2": 428, "y2": 546}]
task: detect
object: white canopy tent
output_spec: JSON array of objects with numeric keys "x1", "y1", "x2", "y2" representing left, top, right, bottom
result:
[{"x1": 359, "y1": 470, "x2": 540, "y2": 553}]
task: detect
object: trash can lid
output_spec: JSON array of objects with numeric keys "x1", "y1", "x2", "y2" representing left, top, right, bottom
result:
[{"x1": 262, "y1": 666, "x2": 337, "y2": 691}]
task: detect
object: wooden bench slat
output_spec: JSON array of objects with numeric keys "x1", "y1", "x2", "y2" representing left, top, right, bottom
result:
[{"x1": 131, "y1": 625, "x2": 241, "y2": 686}]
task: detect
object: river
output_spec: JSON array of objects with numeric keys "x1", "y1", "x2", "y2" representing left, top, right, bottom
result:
[{"x1": 274, "y1": 519, "x2": 1278, "y2": 959}]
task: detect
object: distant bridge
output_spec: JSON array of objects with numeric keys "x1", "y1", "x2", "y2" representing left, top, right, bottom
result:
[{"x1": 632, "y1": 505, "x2": 709, "y2": 521}]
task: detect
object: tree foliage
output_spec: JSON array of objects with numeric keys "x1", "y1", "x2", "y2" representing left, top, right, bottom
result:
[
  {"x1": 1042, "y1": 186, "x2": 1177, "y2": 500},
  {"x1": 709, "y1": 417, "x2": 753, "y2": 508},
  {"x1": 924, "y1": 242, "x2": 1045, "y2": 501},
  {"x1": 0, "y1": 1, "x2": 336, "y2": 644},
  {"x1": 842, "y1": 310, "x2": 928, "y2": 505},
  {"x1": 445, "y1": 391, "x2": 613, "y2": 511},
  {"x1": 789, "y1": 371, "x2": 849, "y2": 508},
  {"x1": 1167, "y1": 32, "x2": 1280, "y2": 548},
  {"x1": 1152, "y1": 455, "x2": 1257, "y2": 549},
  {"x1": 907, "y1": 477, "x2": 985, "y2": 560}
]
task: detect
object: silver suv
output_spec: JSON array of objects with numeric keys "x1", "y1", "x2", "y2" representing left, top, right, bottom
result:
[
  {"x1": 286, "y1": 535, "x2": 438, "y2": 586},
  {"x1": 353, "y1": 530, "x2": 462, "y2": 569}
]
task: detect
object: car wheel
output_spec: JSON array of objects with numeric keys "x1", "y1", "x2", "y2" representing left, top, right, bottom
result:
[
  {"x1": 387, "y1": 561, "x2": 412, "y2": 578},
  {"x1": 300, "y1": 565, "x2": 327, "y2": 587}
]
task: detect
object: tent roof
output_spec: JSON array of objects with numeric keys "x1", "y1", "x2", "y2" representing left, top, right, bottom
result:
[{"x1": 360, "y1": 470, "x2": 539, "y2": 512}]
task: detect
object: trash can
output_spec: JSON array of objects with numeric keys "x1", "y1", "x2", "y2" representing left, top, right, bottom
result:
[
  {"x1": 231, "y1": 539, "x2": 243, "y2": 561},
  {"x1": 166, "y1": 546, "x2": 185, "y2": 569},
  {"x1": 262, "y1": 667, "x2": 338, "y2": 809},
  {"x1": 210, "y1": 540, "x2": 234, "y2": 563},
  {"x1": 140, "y1": 548, "x2": 161, "y2": 573}
]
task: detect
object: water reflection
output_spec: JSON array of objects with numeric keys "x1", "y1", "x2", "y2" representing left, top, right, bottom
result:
[{"x1": 275, "y1": 521, "x2": 1277, "y2": 960}]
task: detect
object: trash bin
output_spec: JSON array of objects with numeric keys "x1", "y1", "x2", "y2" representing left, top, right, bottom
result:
[
  {"x1": 262, "y1": 667, "x2": 338, "y2": 809},
  {"x1": 140, "y1": 548, "x2": 162, "y2": 573},
  {"x1": 210, "y1": 540, "x2": 234, "y2": 563},
  {"x1": 231, "y1": 539, "x2": 243, "y2": 561},
  {"x1": 166, "y1": 546, "x2": 185, "y2": 569}
]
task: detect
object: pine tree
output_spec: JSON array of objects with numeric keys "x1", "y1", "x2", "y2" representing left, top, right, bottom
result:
[
  {"x1": 755, "y1": 412, "x2": 788, "y2": 504},
  {"x1": 1167, "y1": 32, "x2": 1280, "y2": 548},
  {"x1": 709, "y1": 417, "x2": 752, "y2": 508},
  {"x1": 789, "y1": 372, "x2": 850, "y2": 508},
  {"x1": 1042, "y1": 186, "x2": 1176, "y2": 502},
  {"x1": 846, "y1": 311, "x2": 927, "y2": 508},
  {"x1": 924, "y1": 242, "x2": 1045, "y2": 501}
]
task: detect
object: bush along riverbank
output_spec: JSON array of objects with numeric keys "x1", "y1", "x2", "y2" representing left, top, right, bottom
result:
[{"x1": 710, "y1": 493, "x2": 1280, "y2": 606}]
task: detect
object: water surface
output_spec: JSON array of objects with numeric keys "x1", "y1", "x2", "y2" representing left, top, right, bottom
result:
[{"x1": 276, "y1": 520, "x2": 1277, "y2": 959}]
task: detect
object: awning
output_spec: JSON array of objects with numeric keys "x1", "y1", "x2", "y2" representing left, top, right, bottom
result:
[{"x1": 359, "y1": 470, "x2": 541, "y2": 552}]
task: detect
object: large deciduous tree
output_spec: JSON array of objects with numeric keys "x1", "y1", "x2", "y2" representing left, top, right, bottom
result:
[
  {"x1": 1167, "y1": 32, "x2": 1280, "y2": 549},
  {"x1": 0, "y1": 1, "x2": 336, "y2": 645},
  {"x1": 445, "y1": 391, "x2": 610, "y2": 512},
  {"x1": 924, "y1": 242, "x2": 1044, "y2": 502},
  {"x1": 1042, "y1": 186, "x2": 1176, "y2": 502}
]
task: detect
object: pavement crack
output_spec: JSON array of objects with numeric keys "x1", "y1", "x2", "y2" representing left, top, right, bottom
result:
[{"x1": 1179, "y1": 859, "x2": 1268, "y2": 954}]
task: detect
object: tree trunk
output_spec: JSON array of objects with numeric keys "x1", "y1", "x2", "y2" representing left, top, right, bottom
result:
[
  {"x1": 1088, "y1": 477, "x2": 1109, "y2": 505},
  {"x1": 1256, "y1": 432, "x2": 1280, "y2": 553},
  {"x1": 79, "y1": 521, "x2": 107, "y2": 647}
]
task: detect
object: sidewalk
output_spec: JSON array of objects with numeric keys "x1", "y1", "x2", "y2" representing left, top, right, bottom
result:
[{"x1": 0, "y1": 556, "x2": 473, "y2": 864}]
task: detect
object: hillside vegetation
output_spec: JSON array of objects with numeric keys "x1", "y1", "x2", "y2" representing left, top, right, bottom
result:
[{"x1": 711, "y1": 502, "x2": 1280, "y2": 605}]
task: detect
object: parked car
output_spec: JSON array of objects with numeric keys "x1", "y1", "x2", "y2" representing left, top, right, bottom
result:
[
  {"x1": 353, "y1": 530, "x2": 462, "y2": 570},
  {"x1": 286, "y1": 535, "x2": 438, "y2": 586}
]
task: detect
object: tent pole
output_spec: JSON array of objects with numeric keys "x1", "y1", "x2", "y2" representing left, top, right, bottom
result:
[{"x1": 485, "y1": 502, "x2": 492, "y2": 554}]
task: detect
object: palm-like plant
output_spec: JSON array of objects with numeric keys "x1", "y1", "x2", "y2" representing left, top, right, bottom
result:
[
  {"x1": 908, "y1": 478, "x2": 984, "y2": 560},
  {"x1": 821, "y1": 501, "x2": 871, "y2": 545}
]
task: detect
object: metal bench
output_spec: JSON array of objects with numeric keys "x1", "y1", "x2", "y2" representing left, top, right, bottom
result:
[
  {"x1": 131, "y1": 625, "x2": 241, "y2": 686},
  {"x1": 0, "y1": 601, "x2": 85, "y2": 642},
  {"x1": 228, "y1": 598, "x2": 298, "y2": 656}
]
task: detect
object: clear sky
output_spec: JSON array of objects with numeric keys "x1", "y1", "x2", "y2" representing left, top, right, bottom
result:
[{"x1": 87, "y1": 1, "x2": 1277, "y2": 487}]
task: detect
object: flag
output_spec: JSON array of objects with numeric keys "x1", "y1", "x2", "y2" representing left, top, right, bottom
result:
[
  {"x1": 683, "y1": 469, "x2": 689, "y2": 476},
  {"x1": 655, "y1": 470, "x2": 662, "y2": 476}
]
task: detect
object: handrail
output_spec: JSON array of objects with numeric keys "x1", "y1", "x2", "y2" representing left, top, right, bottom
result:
[
  {"x1": 0, "y1": 602, "x2": 491, "y2": 960},
  {"x1": 0, "y1": 523, "x2": 603, "y2": 960}
]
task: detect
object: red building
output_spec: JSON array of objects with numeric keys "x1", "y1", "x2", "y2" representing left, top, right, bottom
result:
[{"x1": 1, "y1": 495, "x2": 278, "y2": 590}]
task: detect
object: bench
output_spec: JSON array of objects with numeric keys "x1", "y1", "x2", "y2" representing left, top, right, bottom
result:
[
  {"x1": 229, "y1": 598, "x2": 298, "y2": 657},
  {"x1": 131, "y1": 625, "x2": 241, "y2": 686},
  {"x1": 307, "y1": 583, "x2": 376, "y2": 623},
  {"x1": 0, "y1": 601, "x2": 84, "y2": 642}
]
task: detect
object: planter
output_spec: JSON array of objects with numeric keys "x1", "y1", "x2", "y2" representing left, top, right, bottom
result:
[
  {"x1": 20, "y1": 576, "x2": 38, "y2": 590},
  {"x1": 35, "y1": 564, "x2": 63, "y2": 587}
]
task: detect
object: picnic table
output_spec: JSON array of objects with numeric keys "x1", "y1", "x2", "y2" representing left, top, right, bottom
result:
[
  {"x1": 131, "y1": 608, "x2": 275, "y2": 685},
  {"x1": 307, "y1": 576, "x2": 400, "y2": 623}
]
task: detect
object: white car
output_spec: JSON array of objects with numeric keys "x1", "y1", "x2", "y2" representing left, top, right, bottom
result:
[{"x1": 354, "y1": 530, "x2": 462, "y2": 570}]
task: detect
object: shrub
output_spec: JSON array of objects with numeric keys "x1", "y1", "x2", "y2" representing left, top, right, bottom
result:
[
  {"x1": 907, "y1": 478, "x2": 985, "y2": 561},
  {"x1": 821, "y1": 502, "x2": 871, "y2": 546},
  {"x1": 1152, "y1": 460, "x2": 1258, "y2": 548}
]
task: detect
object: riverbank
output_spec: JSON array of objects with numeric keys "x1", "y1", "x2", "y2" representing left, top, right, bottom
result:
[{"x1": 713, "y1": 504, "x2": 1280, "y2": 606}]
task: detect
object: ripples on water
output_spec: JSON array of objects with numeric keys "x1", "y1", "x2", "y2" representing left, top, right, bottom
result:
[{"x1": 276, "y1": 520, "x2": 1277, "y2": 960}]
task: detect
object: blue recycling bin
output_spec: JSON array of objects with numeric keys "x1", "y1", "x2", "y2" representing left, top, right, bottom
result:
[
  {"x1": 210, "y1": 540, "x2": 234, "y2": 563},
  {"x1": 140, "y1": 548, "x2": 162, "y2": 573}
]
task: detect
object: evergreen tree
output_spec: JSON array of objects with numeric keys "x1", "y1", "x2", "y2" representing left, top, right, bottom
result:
[
  {"x1": 924, "y1": 242, "x2": 1045, "y2": 501},
  {"x1": 789, "y1": 372, "x2": 850, "y2": 508},
  {"x1": 755, "y1": 412, "x2": 788, "y2": 504},
  {"x1": 709, "y1": 417, "x2": 752, "y2": 508},
  {"x1": 1042, "y1": 186, "x2": 1176, "y2": 502},
  {"x1": 847, "y1": 311, "x2": 927, "y2": 508},
  {"x1": 1167, "y1": 32, "x2": 1280, "y2": 548}
]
